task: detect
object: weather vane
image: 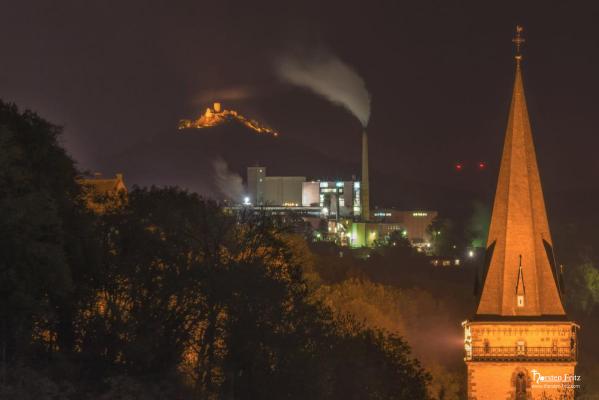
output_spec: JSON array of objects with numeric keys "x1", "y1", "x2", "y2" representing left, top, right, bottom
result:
[{"x1": 512, "y1": 25, "x2": 525, "y2": 64}]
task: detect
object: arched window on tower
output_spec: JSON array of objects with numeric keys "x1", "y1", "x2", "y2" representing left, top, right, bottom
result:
[{"x1": 515, "y1": 372, "x2": 527, "y2": 400}]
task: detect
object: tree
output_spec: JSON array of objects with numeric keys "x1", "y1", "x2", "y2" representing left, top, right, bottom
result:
[
  {"x1": 386, "y1": 230, "x2": 413, "y2": 249},
  {"x1": 323, "y1": 319, "x2": 430, "y2": 400},
  {"x1": 567, "y1": 260, "x2": 599, "y2": 315},
  {"x1": 75, "y1": 187, "x2": 217, "y2": 381},
  {"x1": 0, "y1": 101, "x2": 97, "y2": 374},
  {"x1": 76, "y1": 188, "x2": 431, "y2": 398},
  {"x1": 1, "y1": 101, "x2": 432, "y2": 398}
]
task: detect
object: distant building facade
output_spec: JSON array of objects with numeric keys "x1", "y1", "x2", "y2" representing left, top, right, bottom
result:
[
  {"x1": 247, "y1": 167, "x2": 304, "y2": 206},
  {"x1": 302, "y1": 180, "x2": 361, "y2": 218},
  {"x1": 244, "y1": 167, "x2": 437, "y2": 249},
  {"x1": 349, "y1": 222, "x2": 405, "y2": 248},
  {"x1": 372, "y1": 209, "x2": 437, "y2": 243},
  {"x1": 79, "y1": 173, "x2": 127, "y2": 213},
  {"x1": 247, "y1": 167, "x2": 361, "y2": 216}
]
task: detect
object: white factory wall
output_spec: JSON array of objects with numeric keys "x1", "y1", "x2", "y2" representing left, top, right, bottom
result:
[
  {"x1": 247, "y1": 167, "x2": 266, "y2": 204},
  {"x1": 263, "y1": 176, "x2": 305, "y2": 206},
  {"x1": 302, "y1": 182, "x2": 320, "y2": 207}
]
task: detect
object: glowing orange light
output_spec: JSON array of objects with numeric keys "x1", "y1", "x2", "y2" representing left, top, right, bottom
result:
[{"x1": 178, "y1": 102, "x2": 279, "y2": 137}]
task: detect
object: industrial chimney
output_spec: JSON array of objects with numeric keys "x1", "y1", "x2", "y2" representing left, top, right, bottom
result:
[{"x1": 361, "y1": 130, "x2": 370, "y2": 221}]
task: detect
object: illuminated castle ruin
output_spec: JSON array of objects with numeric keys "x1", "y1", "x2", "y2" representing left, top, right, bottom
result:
[{"x1": 179, "y1": 102, "x2": 279, "y2": 137}]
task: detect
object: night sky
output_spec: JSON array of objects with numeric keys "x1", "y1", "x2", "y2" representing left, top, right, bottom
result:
[{"x1": 2, "y1": 1, "x2": 598, "y2": 212}]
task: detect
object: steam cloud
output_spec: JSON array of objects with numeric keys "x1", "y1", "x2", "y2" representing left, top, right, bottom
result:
[
  {"x1": 212, "y1": 158, "x2": 244, "y2": 201},
  {"x1": 276, "y1": 50, "x2": 371, "y2": 127}
]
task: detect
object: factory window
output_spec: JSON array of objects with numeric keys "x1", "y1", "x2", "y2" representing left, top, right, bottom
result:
[
  {"x1": 320, "y1": 182, "x2": 329, "y2": 188},
  {"x1": 374, "y1": 212, "x2": 391, "y2": 217}
]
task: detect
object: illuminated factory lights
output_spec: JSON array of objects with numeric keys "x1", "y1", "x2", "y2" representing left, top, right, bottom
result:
[{"x1": 243, "y1": 167, "x2": 439, "y2": 249}]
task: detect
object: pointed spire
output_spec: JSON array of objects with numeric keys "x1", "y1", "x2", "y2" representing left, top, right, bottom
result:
[{"x1": 476, "y1": 27, "x2": 565, "y2": 317}]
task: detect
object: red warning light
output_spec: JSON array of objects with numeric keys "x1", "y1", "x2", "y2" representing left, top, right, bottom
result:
[
  {"x1": 455, "y1": 163, "x2": 463, "y2": 171},
  {"x1": 478, "y1": 161, "x2": 486, "y2": 170}
]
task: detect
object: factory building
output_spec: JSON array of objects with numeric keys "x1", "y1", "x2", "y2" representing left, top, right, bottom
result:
[
  {"x1": 247, "y1": 166, "x2": 304, "y2": 206},
  {"x1": 371, "y1": 209, "x2": 437, "y2": 243},
  {"x1": 302, "y1": 180, "x2": 361, "y2": 218},
  {"x1": 349, "y1": 222, "x2": 406, "y2": 248},
  {"x1": 245, "y1": 166, "x2": 437, "y2": 249},
  {"x1": 247, "y1": 167, "x2": 266, "y2": 204},
  {"x1": 247, "y1": 167, "x2": 361, "y2": 217}
]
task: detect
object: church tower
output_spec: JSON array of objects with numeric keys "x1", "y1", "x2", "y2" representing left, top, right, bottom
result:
[{"x1": 463, "y1": 27, "x2": 579, "y2": 400}]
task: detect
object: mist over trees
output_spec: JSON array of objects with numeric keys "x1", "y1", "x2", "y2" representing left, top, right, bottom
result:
[{"x1": 0, "y1": 100, "x2": 429, "y2": 399}]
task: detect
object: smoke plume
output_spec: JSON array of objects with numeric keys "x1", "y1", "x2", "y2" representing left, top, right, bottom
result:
[
  {"x1": 275, "y1": 50, "x2": 371, "y2": 127},
  {"x1": 212, "y1": 158, "x2": 244, "y2": 201}
]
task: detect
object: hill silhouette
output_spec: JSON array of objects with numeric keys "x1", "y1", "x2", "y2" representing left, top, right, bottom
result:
[{"x1": 97, "y1": 118, "x2": 471, "y2": 210}]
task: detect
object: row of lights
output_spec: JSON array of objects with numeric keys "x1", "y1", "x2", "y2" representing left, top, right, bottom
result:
[{"x1": 455, "y1": 161, "x2": 486, "y2": 171}]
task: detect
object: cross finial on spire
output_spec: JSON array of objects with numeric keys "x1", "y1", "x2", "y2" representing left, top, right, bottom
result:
[{"x1": 513, "y1": 25, "x2": 525, "y2": 65}]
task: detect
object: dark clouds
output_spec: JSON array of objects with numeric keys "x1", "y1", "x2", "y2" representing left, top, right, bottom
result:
[{"x1": 1, "y1": 1, "x2": 598, "y2": 209}]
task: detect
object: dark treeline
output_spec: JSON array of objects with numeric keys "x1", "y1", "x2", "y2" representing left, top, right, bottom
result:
[
  {"x1": 303, "y1": 196, "x2": 599, "y2": 399},
  {"x1": 3, "y1": 100, "x2": 599, "y2": 399},
  {"x1": 0, "y1": 100, "x2": 429, "y2": 399}
]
